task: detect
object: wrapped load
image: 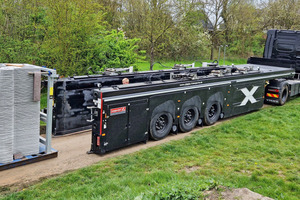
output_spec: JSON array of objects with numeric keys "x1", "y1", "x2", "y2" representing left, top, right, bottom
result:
[
  {"x1": 13, "y1": 66, "x2": 40, "y2": 156},
  {"x1": 0, "y1": 64, "x2": 40, "y2": 163},
  {"x1": 0, "y1": 67, "x2": 14, "y2": 163}
]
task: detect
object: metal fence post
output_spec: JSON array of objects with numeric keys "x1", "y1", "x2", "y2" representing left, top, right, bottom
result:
[{"x1": 46, "y1": 75, "x2": 54, "y2": 154}]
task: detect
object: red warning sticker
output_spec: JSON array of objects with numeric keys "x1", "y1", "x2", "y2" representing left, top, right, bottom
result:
[{"x1": 110, "y1": 106, "x2": 126, "y2": 116}]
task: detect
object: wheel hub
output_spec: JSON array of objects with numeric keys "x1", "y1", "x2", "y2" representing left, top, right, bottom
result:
[
  {"x1": 184, "y1": 109, "x2": 194, "y2": 124},
  {"x1": 208, "y1": 105, "x2": 217, "y2": 118},
  {"x1": 155, "y1": 115, "x2": 167, "y2": 130}
]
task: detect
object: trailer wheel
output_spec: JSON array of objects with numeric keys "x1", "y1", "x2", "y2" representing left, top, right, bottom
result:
[
  {"x1": 279, "y1": 84, "x2": 289, "y2": 105},
  {"x1": 150, "y1": 112, "x2": 172, "y2": 140},
  {"x1": 179, "y1": 106, "x2": 199, "y2": 132},
  {"x1": 204, "y1": 101, "x2": 221, "y2": 126}
]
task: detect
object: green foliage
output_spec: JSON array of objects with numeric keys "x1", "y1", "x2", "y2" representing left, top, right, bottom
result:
[
  {"x1": 141, "y1": 179, "x2": 222, "y2": 199},
  {"x1": 0, "y1": 0, "x2": 299, "y2": 73},
  {"x1": 0, "y1": 36, "x2": 37, "y2": 63},
  {"x1": 39, "y1": 0, "x2": 105, "y2": 76},
  {"x1": 224, "y1": 1, "x2": 265, "y2": 58},
  {"x1": 148, "y1": 182, "x2": 203, "y2": 200},
  {"x1": 251, "y1": 32, "x2": 266, "y2": 56},
  {"x1": 0, "y1": 0, "x2": 143, "y2": 76},
  {"x1": 168, "y1": 27, "x2": 211, "y2": 61},
  {"x1": 89, "y1": 30, "x2": 144, "y2": 73}
]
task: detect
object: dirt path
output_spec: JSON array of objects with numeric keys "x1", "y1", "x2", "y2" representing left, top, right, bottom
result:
[{"x1": 0, "y1": 119, "x2": 230, "y2": 188}]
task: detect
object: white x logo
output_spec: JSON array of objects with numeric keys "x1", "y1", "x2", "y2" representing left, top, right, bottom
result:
[{"x1": 240, "y1": 86, "x2": 259, "y2": 106}]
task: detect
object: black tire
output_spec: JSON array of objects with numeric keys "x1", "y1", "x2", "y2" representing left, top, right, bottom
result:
[
  {"x1": 204, "y1": 101, "x2": 221, "y2": 126},
  {"x1": 179, "y1": 106, "x2": 199, "y2": 132},
  {"x1": 150, "y1": 112, "x2": 173, "y2": 140},
  {"x1": 279, "y1": 84, "x2": 289, "y2": 105}
]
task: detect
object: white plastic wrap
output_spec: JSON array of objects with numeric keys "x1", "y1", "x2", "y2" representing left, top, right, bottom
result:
[
  {"x1": 0, "y1": 68, "x2": 14, "y2": 163},
  {"x1": 13, "y1": 66, "x2": 40, "y2": 156},
  {"x1": 13, "y1": 101, "x2": 40, "y2": 155},
  {"x1": 0, "y1": 106, "x2": 14, "y2": 163},
  {"x1": 0, "y1": 65, "x2": 40, "y2": 164}
]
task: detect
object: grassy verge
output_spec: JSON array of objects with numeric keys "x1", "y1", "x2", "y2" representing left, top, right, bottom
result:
[
  {"x1": 137, "y1": 59, "x2": 247, "y2": 71},
  {"x1": 1, "y1": 97, "x2": 299, "y2": 199}
]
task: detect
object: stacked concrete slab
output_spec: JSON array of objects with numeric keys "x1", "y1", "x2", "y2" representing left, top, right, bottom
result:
[{"x1": 0, "y1": 65, "x2": 40, "y2": 164}]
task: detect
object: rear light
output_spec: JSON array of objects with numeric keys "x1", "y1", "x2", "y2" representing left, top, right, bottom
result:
[
  {"x1": 268, "y1": 88, "x2": 279, "y2": 93},
  {"x1": 97, "y1": 136, "x2": 100, "y2": 146}
]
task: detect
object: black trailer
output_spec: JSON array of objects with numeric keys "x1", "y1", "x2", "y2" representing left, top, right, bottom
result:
[
  {"x1": 87, "y1": 29, "x2": 300, "y2": 154},
  {"x1": 89, "y1": 64, "x2": 295, "y2": 154},
  {"x1": 50, "y1": 29, "x2": 300, "y2": 136},
  {"x1": 52, "y1": 67, "x2": 224, "y2": 135}
]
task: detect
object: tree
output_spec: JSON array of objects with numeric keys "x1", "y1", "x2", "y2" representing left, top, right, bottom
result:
[
  {"x1": 202, "y1": 0, "x2": 227, "y2": 60},
  {"x1": 168, "y1": 0, "x2": 211, "y2": 60},
  {"x1": 39, "y1": 0, "x2": 105, "y2": 75},
  {"x1": 119, "y1": 0, "x2": 211, "y2": 69},
  {"x1": 97, "y1": 0, "x2": 122, "y2": 29},
  {"x1": 223, "y1": 0, "x2": 265, "y2": 57},
  {"x1": 261, "y1": 0, "x2": 300, "y2": 30},
  {"x1": 120, "y1": 0, "x2": 175, "y2": 70}
]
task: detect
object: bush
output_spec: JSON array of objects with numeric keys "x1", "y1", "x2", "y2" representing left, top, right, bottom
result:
[{"x1": 89, "y1": 30, "x2": 144, "y2": 73}]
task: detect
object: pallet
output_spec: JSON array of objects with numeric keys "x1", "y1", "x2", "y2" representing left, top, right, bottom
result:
[{"x1": 0, "y1": 143, "x2": 58, "y2": 171}]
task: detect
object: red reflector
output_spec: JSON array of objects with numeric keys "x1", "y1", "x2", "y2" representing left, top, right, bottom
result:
[
  {"x1": 97, "y1": 136, "x2": 100, "y2": 146},
  {"x1": 268, "y1": 88, "x2": 279, "y2": 93},
  {"x1": 266, "y1": 93, "x2": 279, "y2": 98}
]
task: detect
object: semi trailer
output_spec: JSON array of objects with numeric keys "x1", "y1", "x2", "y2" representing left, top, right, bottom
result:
[
  {"x1": 49, "y1": 29, "x2": 300, "y2": 154},
  {"x1": 88, "y1": 30, "x2": 300, "y2": 154},
  {"x1": 89, "y1": 63, "x2": 298, "y2": 154},
  {"x1": 51, "y1": 29, "x2": 300, "y2": 136}
]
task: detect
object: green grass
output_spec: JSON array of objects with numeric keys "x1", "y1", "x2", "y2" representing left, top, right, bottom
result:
[
  {"x1": 40, "y1": 93, "x2": 47, "y2": 126},
  {"x1": 137, "y1": 59, "x2": 247, "y2": 71},
  {"x1": 40, "y1": 93, "x2": 47, "y2": 110},
  {"x1": 1, "y1": 97, "x2": 299, "y2": 199}
]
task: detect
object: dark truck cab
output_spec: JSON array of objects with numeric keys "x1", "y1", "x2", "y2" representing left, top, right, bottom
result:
[
  {"x1": 248, "y1": 29, "x2": 300, "y2": 105},
  {"x1": 249, "y1": 29, "x2": 300, "y2": 72}
]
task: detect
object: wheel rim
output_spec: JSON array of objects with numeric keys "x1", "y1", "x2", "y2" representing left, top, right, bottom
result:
[
  {"x1": 155, "y1": 114, "x2": 168, "y2": 132},
  {"x1": 183, "y1": 109, "x2": 196, "y2": 125},
  {"x1": 208, "y1": 104, "x2": 218, "y2": 118}
]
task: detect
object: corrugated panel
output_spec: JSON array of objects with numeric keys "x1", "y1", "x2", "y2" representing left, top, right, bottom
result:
[
  {"x1": 0, "y1": 68, "x2": 14, "y2": 163},
  {"x1": 13, "y1": 67, "x2": 40, "y2": 156},
  {"x1": 13, "y1": 101, "x2": 40, "y2": 155},
  {"x1": 0, "y1": 67, "x2": 14, "y2": 107},
  {"x1": 0, "y1": 106, "x2": 14, "y2": 163},
  {"x1": 0, "y1": 65, "x2": 41, "y2": 163}
]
